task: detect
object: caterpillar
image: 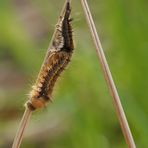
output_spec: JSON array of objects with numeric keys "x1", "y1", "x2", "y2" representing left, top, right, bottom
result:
[{"x1": 26, "y1": 2, "x2": 74, "y2": 111}]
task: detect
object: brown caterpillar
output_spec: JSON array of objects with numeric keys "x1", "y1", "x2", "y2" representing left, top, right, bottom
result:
[{"x1": 26, "y1": 2, "x2": 74, "y2": 111}]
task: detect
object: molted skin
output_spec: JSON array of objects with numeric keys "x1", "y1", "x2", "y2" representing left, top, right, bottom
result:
[{"x1": 26, "y1": 2, "x2": 74, "y2": 111}]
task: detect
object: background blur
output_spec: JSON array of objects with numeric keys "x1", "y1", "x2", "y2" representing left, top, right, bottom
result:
[{"x1": 0, "y1": 0, "x2": 148, "y2": 147}]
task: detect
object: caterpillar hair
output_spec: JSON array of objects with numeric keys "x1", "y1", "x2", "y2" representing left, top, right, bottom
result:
[{"x1": 25, "y1": 1, "x2": 74, "y2": 111}]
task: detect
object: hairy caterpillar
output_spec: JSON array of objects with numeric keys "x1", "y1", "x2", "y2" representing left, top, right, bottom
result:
[{"x1": 26, "y1": 2, "x2": 74, "y2": 111}]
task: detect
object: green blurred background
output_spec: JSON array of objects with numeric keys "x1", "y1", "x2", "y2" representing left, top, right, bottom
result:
[{"x1": 0, "y1": 0, "x2": 148, "y2": 147}]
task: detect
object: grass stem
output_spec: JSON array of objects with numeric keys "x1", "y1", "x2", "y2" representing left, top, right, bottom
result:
[
  {"x1": 12, "y1": 108, "x2": 32, "y2": 148},
  {"x1": 80, "y1": 0, "x2": 136, "y2": 147},
  {"x1": 12, "y1": 1, "x2": 71, "y2": 148}
]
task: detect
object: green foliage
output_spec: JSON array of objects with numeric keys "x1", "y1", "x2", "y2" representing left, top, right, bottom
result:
[{"x1": 0, "y1": 0, "x2": 148, "y2": 147}]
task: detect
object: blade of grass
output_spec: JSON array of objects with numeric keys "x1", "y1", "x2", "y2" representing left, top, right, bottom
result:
[
  {"x1": 12, "y1": 1, "x2": 71, "y2": 148},
  {"x1": 80, "y1": 0, "x2": 136, "y2": 147},
  {"x1": 12, "y1": 108, "x2": 32, "y2": 148}
]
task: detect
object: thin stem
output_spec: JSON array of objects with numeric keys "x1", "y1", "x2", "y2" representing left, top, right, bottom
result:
[
  {"x1": 12, "y1": 108, "x2": 32, "y2": 148},
  {"x1": 12, "y1": 1, "x2": 72, "y2": 148},
  {"x1": 80, "y1": 0, "x2": 136, "y2": 147}
]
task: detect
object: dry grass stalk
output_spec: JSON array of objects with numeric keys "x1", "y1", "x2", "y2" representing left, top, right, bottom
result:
[
  {"x1": 12, "y1": 0, "x2": 73, "y2": 148},
  {"x1": 12, "y1": 108, "x2": 32, "y2": 148},
  {"x1": 80, "y1": 0, "x2": 136, "y2": 147}
]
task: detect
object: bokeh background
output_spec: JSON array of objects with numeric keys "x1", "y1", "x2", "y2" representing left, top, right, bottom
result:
[{"x1": 0, "y1": 0, "x2": 148, "y2": 147}]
